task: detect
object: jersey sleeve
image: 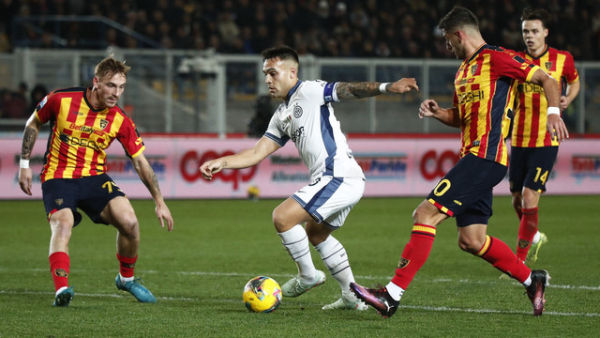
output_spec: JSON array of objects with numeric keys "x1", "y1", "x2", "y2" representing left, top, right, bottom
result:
[
  {"x1": 492, "y1": 50, "x2": 541, "y2": 83},
  {"x1": 34, "y1": 91, "x2": 60, "y2": 123},
  {"x1": 302, "y1": 80, "x2": 338, "y2": 104},
  {"x1": 116, "y1": 117, "x2": 145, "y2": 158},
  {"x1": 562, "y1": 51, "x2": 579, "y2": 83},
  {"x1": 263, "y1": 113, "x2": 289, "y2": 146}
]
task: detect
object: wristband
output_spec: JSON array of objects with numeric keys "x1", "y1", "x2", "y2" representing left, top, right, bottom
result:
[
  {"x1": 379, "y1": 82, "x2": 389, "y2": 93},
  {"x1": 20, "y1": 159, "x2": 30, "y2": 169},
  {"x1": 547, "y1": 107, "x2": 560, "y2": 116}
]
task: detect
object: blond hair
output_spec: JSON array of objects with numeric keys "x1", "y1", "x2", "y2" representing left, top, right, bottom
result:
[{"x1": 94, "y1": 56, "x2": 131, "y2": 80}]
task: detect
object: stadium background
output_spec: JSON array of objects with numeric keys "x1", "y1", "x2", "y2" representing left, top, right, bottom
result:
[
  {"x1": 0, "y1": 2, "x2": 599, "y2": 336},
  {"x1": 1, "y1": 0, "x2": 599, "y2": 199}
]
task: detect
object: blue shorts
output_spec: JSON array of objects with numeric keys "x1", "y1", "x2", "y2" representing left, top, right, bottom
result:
[
  {"x1": 509, "y1": 146, "x2": 558, "y2": 193},
  {"x1": 426, "y1": 154, "x2": 507, "y2": 227},
  {"x1": 42, "y1": 174, "x2": 126, "y2": 226}
]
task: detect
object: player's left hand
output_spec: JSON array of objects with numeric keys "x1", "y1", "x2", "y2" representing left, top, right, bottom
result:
[
  {"x1": 388, "y1": 78, "x2": 419, "y2": 94},
  {"x1": 547, "y1": 114, "x2": 569, "y2": 142},
  {"x1": 559, "y1": 95, "x2": 569, "y2": 111},
  {"x1": 155, "y1": 200, "x2": 174, "y2": 231}
]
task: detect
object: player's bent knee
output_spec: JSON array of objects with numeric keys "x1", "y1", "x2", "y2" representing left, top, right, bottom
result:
[
  {"x1": 457, "y1": 237, "x2": 483, "y2": 254},
  {"x1": 115, "y1": 215, "x2": 139, "y2": 238}
]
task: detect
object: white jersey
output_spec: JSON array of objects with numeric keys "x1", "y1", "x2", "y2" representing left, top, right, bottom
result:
[{"x1": 264, "y1": 80, "x2": 364, "y2": 181}]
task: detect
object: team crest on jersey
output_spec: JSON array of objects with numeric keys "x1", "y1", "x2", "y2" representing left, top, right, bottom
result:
[
  {"x1": 544, "y1": 61, "x2": 553, "y2": 70},
  {"x1": 99, "y1": 119, "x2": 109, "y2": 129},
  {"x1": 470, "y1": 64, "x2": 478, "y2": 75},
  {"x1": 55, "y1": 198, "x2": 63, "y2": 206},
  {"x1": 293, "y1": 104, "x2": 303, "y2": 118},
  {"x1": 397, "y1": 257, "x2": 410, "y2": 269}
]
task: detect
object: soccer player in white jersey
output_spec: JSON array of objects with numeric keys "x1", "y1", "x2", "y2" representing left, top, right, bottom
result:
[{"x1": 200, "y1": 46, "x2": 418, "y2": 310}]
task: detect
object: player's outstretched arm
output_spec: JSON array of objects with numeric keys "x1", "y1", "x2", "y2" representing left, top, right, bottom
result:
[
  {"x1": 18, "y1": 113, "x2": 42, "y2": 195},
  {"x1": 530, "y1": 68, "x2": 569, "y2": 141},
  {"x1": 418, "y1": 99, "x2": 460, "y2": 127},
  {"x1": 335, "y1": 78, "x2": 419, "y2": 100},
  {"x1": 131, "y1": 153, "x2": 174, "y2": 231},
  {"x1": 200, "y1": 136, "x2": 280, "y2": 180}
]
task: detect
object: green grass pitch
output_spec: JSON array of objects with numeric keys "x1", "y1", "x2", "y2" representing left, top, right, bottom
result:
[{"x1": 1, "y1": 196, "x2": 599, "y2": 337}]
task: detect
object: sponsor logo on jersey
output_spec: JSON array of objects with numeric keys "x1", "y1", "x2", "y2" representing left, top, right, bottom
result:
[
  {"x1": 457, "y1": 90, "x2": 485, "y2": 104},
  {"x1": 59, "y1": 133, "x2": 102, "y2": 151},
  {"x1": 291, "y1": 126, "x2": 304, "y2": 143}
]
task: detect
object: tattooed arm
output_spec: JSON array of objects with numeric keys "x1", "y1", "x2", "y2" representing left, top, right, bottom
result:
[
  {"x1": 131, "y1": 153, "x2": 174, "y2": 231},
  {"x1": 18, "y1": 113, "x2": 43, "y2": 195},
  {"x1": 335, "y1": 78, "x2": 419, "y2": 100}
]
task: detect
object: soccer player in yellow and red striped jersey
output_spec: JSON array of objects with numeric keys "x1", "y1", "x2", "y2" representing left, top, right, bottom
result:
[
  {"x1": 350, "y1": 6, "x2": 568, "y2": 318},
  {"x1": 509, "y1": 8, "x2": 580, "y2": 264},
  {"x1": 18, "y1": 56, "x2": 174, "y2": 307}
]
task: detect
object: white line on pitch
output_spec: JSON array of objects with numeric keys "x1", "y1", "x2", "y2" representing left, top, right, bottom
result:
[
  {"x1": 2, "y1": 268, "x2": 599, "y2": 291},
  {"x1": 0, "y1": 289, "x2": 598, "y2": 318}
]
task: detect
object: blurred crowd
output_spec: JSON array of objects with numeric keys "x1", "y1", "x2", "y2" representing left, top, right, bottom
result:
[
  {"x1": 1, "y1": 0, "x2": 599, "y2": 59},
  {"x1": 1, "y1": 0, "x2": 599, "y2": 119}
]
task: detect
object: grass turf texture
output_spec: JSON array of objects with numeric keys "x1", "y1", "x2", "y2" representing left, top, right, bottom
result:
[{"x1": 1, "y1": 196, "x2": 599, "y2": 337}]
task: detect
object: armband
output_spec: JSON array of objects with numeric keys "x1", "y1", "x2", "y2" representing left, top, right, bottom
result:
[
  {"x1": 547, "y1": 107, "x2": 560, "y2": 117},
  {"x1": 379, "y1": 82, "x2": 390, "y2": 94},
  {"x1": 20, "y1": 159, "x2": 30, "y2": 169}
]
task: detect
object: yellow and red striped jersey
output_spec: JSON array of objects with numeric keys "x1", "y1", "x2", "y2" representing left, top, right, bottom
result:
[
  {"x1": 35, "y1": 87, "x2": 145, "y2": 183},
  {"x1": 453, "y1": 45, "x2": 540, "y2": 166},
  {"x1": 511, "y1": 47, "x2": 579, "y2": 147}
]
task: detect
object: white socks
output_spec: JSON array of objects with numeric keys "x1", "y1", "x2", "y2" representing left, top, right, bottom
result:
[
  {"x1": 532, "y1": 231, "x2": 541, "y2": 245},
  {"x1": 315, "y1": 235, "x2": 354, "y2": 292},
  {"x1": 119, "y1": 273, "x2": 134, "y2": 282},
  {"x1": 386, "y1": 282, "x2": 405, "y2": 301},
  {"x1": 278, "y1": 225, "x2": 316, "y2": 281}
]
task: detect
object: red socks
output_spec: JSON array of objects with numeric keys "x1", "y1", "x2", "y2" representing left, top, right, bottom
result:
[
  {"x1": 49, "y1": 252, "x2": 70, "y2": 291},
  {"x1": 117, "y1": 254, "x2": 137, "y2": 278},
  {"x1": 516, "y1": 207, "x2": 538, "y2": 261},
  {"x1": 391, "y1": 224, "x2": 436, "y2": 289},
  {"x1": 478, "y1": 235, "x2": 531, "y2": 283}
]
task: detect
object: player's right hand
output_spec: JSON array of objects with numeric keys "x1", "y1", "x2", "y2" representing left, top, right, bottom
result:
[
  {"x1": 419, "y1": 99, "x2": 439, "y2": 119},
  {"x1": 18, "y1": 168, "x2": 33, "y2": 195},
  {"x1": 199, "y1": 160, "x2": 224, "y2": 180}
]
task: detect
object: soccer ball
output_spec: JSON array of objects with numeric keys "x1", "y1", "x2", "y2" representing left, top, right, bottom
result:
[{"x1": 242, "y1": 276, "x2": 282, "y2": 313}]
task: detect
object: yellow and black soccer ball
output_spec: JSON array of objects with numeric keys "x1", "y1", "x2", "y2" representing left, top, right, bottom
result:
[{"x1": 242, "y1": 276, "x2": 282, "y2": 313}]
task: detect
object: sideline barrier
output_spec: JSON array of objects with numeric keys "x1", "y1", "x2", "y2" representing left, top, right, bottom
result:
[{"x1": 2, "y1": 136, "x2": 599, "y2": 199}]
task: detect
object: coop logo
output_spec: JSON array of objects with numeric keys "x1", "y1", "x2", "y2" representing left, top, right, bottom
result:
[
  {"x1": 419, "y1": 150, "x2": 460, "y2": 180},
  {"x1": 355, "y1": 154, "x2": 407, "y2": 180},
  {"x1": 571, "y1": 155, "x2": 600, "y2": 179},
  {"x1": 180, "y1": 150, "x2": 257, "y2": 190}
]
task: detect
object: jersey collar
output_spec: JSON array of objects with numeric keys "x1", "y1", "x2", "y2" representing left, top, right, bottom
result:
[
  {"x1": 525, "y1": 45, "x2": 549, "y2": 60},
  {"x1": 285, "y1": 80, "x2": 302, "y2": 106}
]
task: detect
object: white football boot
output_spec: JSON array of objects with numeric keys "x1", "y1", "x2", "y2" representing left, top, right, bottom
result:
[{"x1": 281, "y1": 270, "x2": 326, "y2": 297}]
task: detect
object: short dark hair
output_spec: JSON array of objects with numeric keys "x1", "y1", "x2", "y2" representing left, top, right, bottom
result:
[
  {"x1": 521, "y1": 8, "x2": 551, "y2": 28},
  {"x1": 261, "y1": 46, "x2": 299, "y2": 64},
  {"x1": 438, "y1": 6, "x2": 479, "y2": 32}
]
